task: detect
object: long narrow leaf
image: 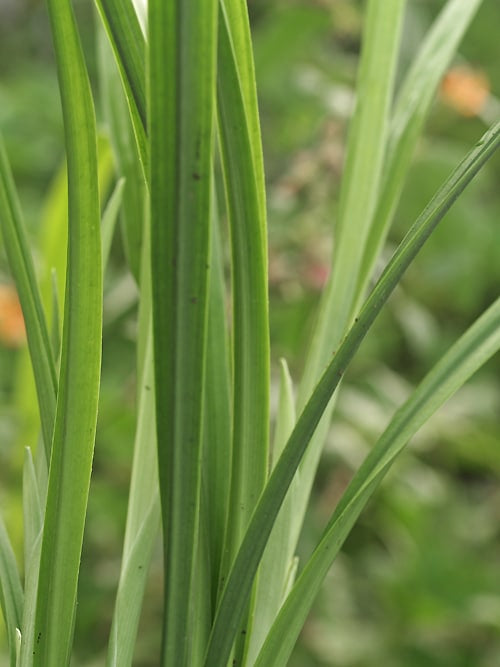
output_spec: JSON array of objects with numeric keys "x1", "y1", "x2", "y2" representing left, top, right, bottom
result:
[
  {"x1": 217, "y1": 0, "x2": 270, "y2": 567},
  {"x1": 13, "y1": 138, "x2": 112, "y2": 463},
  {"x1": 32, "y1": 0, "x2": 102, "y2": 662},
  {"x1": 203, "y1": 199, "x2": 232, "y2": 608},
  {"x1": 107, "y1": 327, "x2": 159, "y2": 666},
  {"x1": 246, "y1": 358, "x2": 297, "y2": 664},
  {"x1": 22, "y1": 449, "x2": 43, "y2": 576},
  {"x1": 256, "y1": 295, "x2": 500, "y2": 666},
  {"x1": 101, "y1": 177, "x2": 125, "y2": 273},
  {"x1": 107, "y1": 207, "x2": 159, "y2": 667},
  {"x1": 97, "y1": 19, "x2": 146, "y2": 282},
  {"x1": 204, "y1": 123, "x2": 500, "y2": 667},
  {"x1": 0, "y1": 514, "x2": 23, "y2": 667},
  {"x1": 0, "y1": 134, "x2": 57, "y2": 463},
  {"x1": 149, "y1": 1, "x2": 217, "y2": 664},
  {"x1": 290, "y1": 0, "x2": 406, "y2": 574},
  {"x1": 94, "y1": 0, "x2": 147, "y2": 174},
  {"x1": 356, "y1": 0, "x2": 484, "y2": 305},
  {"x1": 299, "y1": 0, "x2": 405, "y2": 404},
  {"x1": 18, "y1": 451, "x2": 44, "y2": 667}
]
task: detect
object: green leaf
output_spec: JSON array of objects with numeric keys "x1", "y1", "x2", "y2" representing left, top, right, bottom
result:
[
  {"x1": 22, "y1": 449, "x2": 43, "y2": 577},
  {"x1": 255, "y1": 295, "x2": 500, "y2": 666},
  {"x1": 97, "y1": 19, "x2": 146, "y2": 282},
  {"x1": 299, "y1": 0, "x2": 406, "y2": 404},
  {"x1": 18, "y1": 451, "x2": 44, "y2": 667},
  {"x1": 94, "y1": 0, "x2": 147, "y2": 175},
  {"x1": 0, "y1": 134, "x2": 57, "y2": 464},
  {"x1": 292, "y1": 0, "x2": 406, "y2": 616},
  {"x1": 148, "y1": 1, "x2": 218, "y2": 664},
  {"x1": 107, "y1": 319, "x2": 159, "y2": 666},
  {"x1": 203, "y1": 199, "x2": 232, "y2": 608},
  {"x1": 12, "y1": 137, "x2": 113, "y2": 462},
  {"x1": 49, "y1": 269, "x2": 61, "y2": 362},
  {"x1": 107, "y1": 500, "x2": 160, "y2": 667},
  {"x1": 217, "y1": 0, "x2": 270, "y2": 567},
  {"x1": 0, "y1": 514, "x2": 23, "y2": 667},
  {"x1": 246, "y1": 358, "x2": 298, "y2": 664},
  {"x1": 204, "y1": 122, "x2": 500, "y2": 667},
  {"x1": 101, "y1": 177, "x2": 125, "y2": 274},
  {"x1": 356, "y1": 0, "x2": 484, "y2": 305},
  {"x1": 32, "y1": 0, "x2": 102, "y2": 663}
]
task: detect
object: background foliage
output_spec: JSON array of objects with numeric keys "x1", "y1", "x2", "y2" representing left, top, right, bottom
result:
[{"x1": 0, "y1": 0, "x2": 499, "y2": 665}]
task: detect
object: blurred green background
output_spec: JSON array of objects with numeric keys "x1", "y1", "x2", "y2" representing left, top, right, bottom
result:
[{"x1": 1, "y1": 0, "x2": 499, "y2": 665}]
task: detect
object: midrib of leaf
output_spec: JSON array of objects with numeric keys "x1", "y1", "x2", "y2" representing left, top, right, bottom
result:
[
  {"x1": 149, "y1": 1, "x2": 217, "y2": 665},
  {"x1": 203, "y1": 122, "x2": 500, "y2": 667},
  {"x1": 32, "y1": 0, "x2": 102, "y2": 663}
]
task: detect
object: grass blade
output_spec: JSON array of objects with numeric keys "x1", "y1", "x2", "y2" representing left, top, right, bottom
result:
[
  {"x1": 94, "y1": 0, "x2": 147, "y2": 174},
  {"x1": 203, "y1": 200, "x2": 232, "y2": 607},
  {"x1": 217, "y1": 0, "x2": 270, "y2": 566},
  {"x1": 148, "y1": 1, "x2": 217, "y2": 663},
  {"x1": 13, "y1": 138, "x2": 112, "y2": 462},
  {"x1": 107, "y1": 211, "x2": 159, "y2": 666},
  {"x1": 299, "y1": 0, "x2": 405, "y2": 404},
  {"x1": 0, "y1": 134, "x2": 57, "y2": 463},
  {"x1": 0, "y1": 514, "x2": 23, "y2": 667},
  {"x1": 97, "y1": 19, "x2": 146, "y2": 282},
  {"x1": 256, "y1": 295, "x2": 500, "y2": 666},
  {"x1": 357, "y1": 0, "x2": 484, "y2": 304},
  {"x1": 204, "y1": 122, "x2": 500, "y2": 667},
  {"x1": 107, "y1": 323, "x2": 159, "y2": 666},
  {"x1": 101, "y1": 177, "x2": 125, "y2": 274},
  {"x1": 289, "y1": 0, "x2": 406, "y2": 571},
  {"x1": 22, "y1": 449, "x2": 43, "y2": 576},
  {"x1": 246, "y1": 358, "x2": 298, "y2": 664},
  {"x1": 32, "y1": 0, "x2": 102, "y2": 662},
  {"x1": 18, "y1": 450, "x2": 44, "y2": 667}
]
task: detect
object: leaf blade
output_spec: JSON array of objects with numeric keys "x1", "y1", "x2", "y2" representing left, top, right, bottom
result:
[
  {"x1": 148, "y1": 1, "x2": 218, "y2": 663},
  {"x1": 32, "y1": 0, "x2": 103, "y2": 662},
  {"x1": 204, "y1": 122, "x2": 500, "y2": 667},
  {"x1": 256, "y1": 295, "x2": 500, "y2": 666}
]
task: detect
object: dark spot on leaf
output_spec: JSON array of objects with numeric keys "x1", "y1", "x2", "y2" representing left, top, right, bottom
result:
[
  {"x1": 192, "y1": 172, "x2": 201, "y2": 181},
  {"x1": 190, "y1": 297, "x2": 198, "y2": 304}
]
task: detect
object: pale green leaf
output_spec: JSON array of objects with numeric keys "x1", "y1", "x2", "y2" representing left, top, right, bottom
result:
[
  {"x1": 0, "y1": 514, "x2": 23, "y2": 667},
  {"x1": 204, "y1": 122, "x2": 500, "y2": 667},
  {"x1": 0, "y1": 134, "x2": 57, "y2": 463},
  {"x1": 256, "y1": 295, "x2": 500, "y2": 666},
  {"x1": 357, "y1": 0, "x2": 484, "y2": 305}
]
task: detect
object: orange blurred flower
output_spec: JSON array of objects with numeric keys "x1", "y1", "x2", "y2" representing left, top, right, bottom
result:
[
  {"x1": 440, "y1": 66, "x2": 490, "y2": 117},
  {"x1": 0, "y1": 284, "x2": 26, "y2": 347}
]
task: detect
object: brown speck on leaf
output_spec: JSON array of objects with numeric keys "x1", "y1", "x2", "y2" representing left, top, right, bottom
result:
[
  {"x1": 192, "y1": 172, "x2": 201, "y2": 180},
  {"x1": 190, "y1": 297, "x2": 198, "y2": 304}
]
